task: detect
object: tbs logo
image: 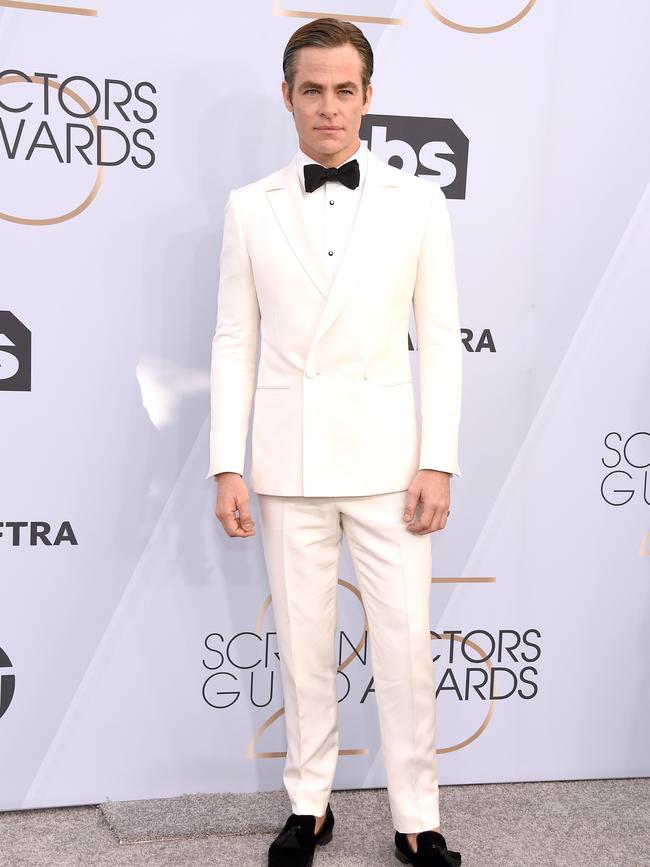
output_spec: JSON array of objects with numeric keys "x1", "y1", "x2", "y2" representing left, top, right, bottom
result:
[
  {"x1": 361, "y1": 114, "x2": 468, "y2": 199},
  {"x1": 0, "y1": 647, "x2": 15, "y2": 720},
  {"x1": 0, "y1": 311, "x2": 31, "y2": 391}
]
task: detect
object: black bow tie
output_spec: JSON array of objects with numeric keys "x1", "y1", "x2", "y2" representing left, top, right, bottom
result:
[{"x1": 303, "y1": 158, "x2": 360, "y2": 192}]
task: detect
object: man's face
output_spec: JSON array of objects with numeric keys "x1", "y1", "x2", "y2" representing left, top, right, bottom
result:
[{"x1": 282, "y1": 43, "x2": 372, "y2": 165}]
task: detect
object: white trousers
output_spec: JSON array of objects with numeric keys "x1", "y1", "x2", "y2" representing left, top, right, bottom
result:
[{"x1": 256, "y1": 488, "x2": 440, "y2": 833}]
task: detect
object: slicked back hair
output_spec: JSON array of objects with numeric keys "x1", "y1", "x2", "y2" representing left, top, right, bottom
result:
[{"x1": 283, "y1": 16, "x2": 373, "y2": 100}]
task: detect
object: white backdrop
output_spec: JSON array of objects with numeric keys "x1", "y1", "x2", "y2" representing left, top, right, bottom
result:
[{"x1": 1, "y1": 0, "x2": 649, "y2": 811}]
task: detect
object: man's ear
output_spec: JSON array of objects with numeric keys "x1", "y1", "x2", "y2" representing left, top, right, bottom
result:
[
  {"x1": 281, "y1": 79, "x2": 294, "y2": 113},
  {"x1": 362, "y1": 82, "x2": 373, "y2": 111}
]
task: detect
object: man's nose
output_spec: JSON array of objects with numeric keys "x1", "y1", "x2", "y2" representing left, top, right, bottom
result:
[{"x1": 320, "y1": 91, "x2": 337, "y2": 115}]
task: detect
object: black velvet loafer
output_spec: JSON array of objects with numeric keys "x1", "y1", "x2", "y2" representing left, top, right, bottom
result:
[
  {"x1": 394, "y1": 829, "x2": 462, "y2": 866},
  {"x1": 268, "y1": 802, "x2": 334, "y2": 867}
]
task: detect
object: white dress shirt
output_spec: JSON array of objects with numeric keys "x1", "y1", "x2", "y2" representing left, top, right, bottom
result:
[{"x1": 295, "y1": 140, "x2": 368, "y2": 291}]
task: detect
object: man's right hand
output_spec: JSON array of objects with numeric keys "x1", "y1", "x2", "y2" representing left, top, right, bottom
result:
[{"x1": 214, "y1": 472, "x2": 256, "y2": 538}]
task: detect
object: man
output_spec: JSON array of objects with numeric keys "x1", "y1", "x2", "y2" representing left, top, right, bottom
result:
[{"x1": 206, "y1": 16, "x2": 463, "y2": 867}]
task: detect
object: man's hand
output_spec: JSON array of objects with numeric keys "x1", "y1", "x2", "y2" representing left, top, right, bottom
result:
[
  {"x1": 403, "y1": 469, "x2": 451, "y2": 534},
  {"x1": 214, "y1": 472, "x2": 256, "y2": 538}
]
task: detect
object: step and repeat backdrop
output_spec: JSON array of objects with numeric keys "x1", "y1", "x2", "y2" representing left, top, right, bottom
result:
[{"x1": 1, "y1": 0, "x2": 649, "y2": 811}]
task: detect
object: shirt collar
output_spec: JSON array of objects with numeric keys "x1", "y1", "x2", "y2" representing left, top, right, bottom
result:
[{"x1": 295, "y1": 140, "x2": 368, "y2": 193}]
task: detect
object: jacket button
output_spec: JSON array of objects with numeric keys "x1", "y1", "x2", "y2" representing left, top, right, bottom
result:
[
  {"x1": 363, "y1": 371, "x2": 369, "y2": 380},
  {"x1": 305, "y1": 368, "x2": 317, "y2": 378}
]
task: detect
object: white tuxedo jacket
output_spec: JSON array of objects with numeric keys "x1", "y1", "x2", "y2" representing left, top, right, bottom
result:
[{"x1": 205, "y1": 146, "x2": 462, "y2": 496}]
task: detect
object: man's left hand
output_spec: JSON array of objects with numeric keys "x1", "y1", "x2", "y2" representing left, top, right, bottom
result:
[{"x1": 403, "y1": 469, "x2": 451, "y2": 534}]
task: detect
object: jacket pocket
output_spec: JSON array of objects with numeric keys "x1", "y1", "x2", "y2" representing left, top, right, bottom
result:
[
  {"x1": 255, "y1": 385, "x2": 292, "y2": 389},
  {"x1": 380, "y1": 379, "x2": 413, "y2": 387}
]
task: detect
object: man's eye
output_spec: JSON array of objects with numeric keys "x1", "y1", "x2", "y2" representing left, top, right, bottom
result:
[{"x1": 303, "y1": 88, "x2": 353, "y2": 95}]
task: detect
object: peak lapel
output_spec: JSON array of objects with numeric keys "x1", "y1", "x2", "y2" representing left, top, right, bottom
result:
[
  {"x1": 263, "y1": 149, "x2": 401, "y2": 348},
  {"x1": 264, "y1": 161, "x2": 330, "y2": 299}
]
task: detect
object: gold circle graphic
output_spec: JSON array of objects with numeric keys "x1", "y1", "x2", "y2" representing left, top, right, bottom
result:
[
  {"x1": 253, "y1": 579, "x2": 369, "y2": 677},
  {"x1": 0, "y1": 74, "x2": 105, "y2": 225},
  {"x1": 423, "y1": 0, "x2": 537, "y2": 33},
  {"x1": 433, "y1": 632, "x2": 497, "y2": 754},
  {"x1": 249, "y1": 580, "x2": 370, "y2": 759},
  {"x1": 249, "y1": 587, "x2": 498, "y2": 758}
]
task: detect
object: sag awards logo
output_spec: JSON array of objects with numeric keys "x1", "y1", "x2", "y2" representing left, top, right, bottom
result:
[
  {"x1": 601, "y1": 431, "x2": 650, "y2": 507},
  {"x1": 0, "y1": 646, "x2": 15, "y2": 721},
  {"x1": 202, "y1": 577, "x2": 542, "y2": 758},
  {"x1": 0, "y1": 2, "x2": 156, "y2": 224},
  {"x1": 0, "y1": 311, "x2": 30, "y2": 391},
  {"x1": 600, "y1": 431, "x2": 650, "y2": 556},
  {"x1": 272, "y1": 0, "x2": 538, "y2": 34}
]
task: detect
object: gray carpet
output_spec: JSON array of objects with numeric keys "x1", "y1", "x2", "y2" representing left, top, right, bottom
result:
[{"x1": 0, "y1": 779, "x2": 648, "y2": 866}]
